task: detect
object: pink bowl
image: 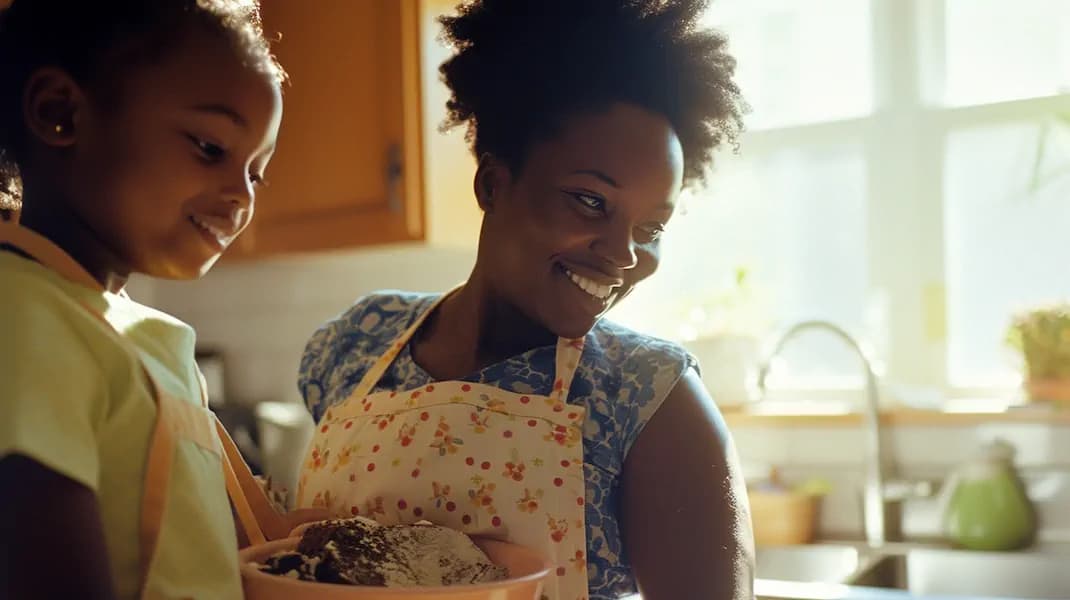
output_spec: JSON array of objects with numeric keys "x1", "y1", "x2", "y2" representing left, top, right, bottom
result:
[{"x1": 239, "y1": 536, "x2": 552, "y2": 600}]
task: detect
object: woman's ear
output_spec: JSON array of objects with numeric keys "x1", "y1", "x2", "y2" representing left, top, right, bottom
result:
[
  {"x1": 22, "y1": 67, "x2": 86, "y2": 149},
  {"x1": 473, "y1": 153, "x2": 511, "y2": 213}
]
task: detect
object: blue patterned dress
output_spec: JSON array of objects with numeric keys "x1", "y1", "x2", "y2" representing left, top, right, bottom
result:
[{"x1": 299, "y1": 291, "x2": 696, "y2": 599}]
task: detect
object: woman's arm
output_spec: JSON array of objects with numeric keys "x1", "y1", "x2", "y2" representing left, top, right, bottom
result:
[
  {"x1": 0, "y1": 455, "x2": 117, "y2": 600},
  {"x1": 621, "y1": 370, "x2": 755, "y2": 600}
]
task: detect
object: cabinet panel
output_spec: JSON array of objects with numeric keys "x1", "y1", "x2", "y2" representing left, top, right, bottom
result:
[{"x1": 234, "y1": 0, "x2": 424, "y2": 258}]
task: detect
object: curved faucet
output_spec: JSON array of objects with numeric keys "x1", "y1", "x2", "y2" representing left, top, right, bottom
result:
[{"x1": 756, "y1": 320, "x2": 888, "y2": 547}]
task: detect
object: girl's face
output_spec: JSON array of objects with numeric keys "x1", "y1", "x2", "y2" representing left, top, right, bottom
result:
[
  {"x1": 478, "y1": 103, "x2": 684, "y2": 340},
  {"x1": 50, "y1": 26, "x2": 283, "y2": 279}
]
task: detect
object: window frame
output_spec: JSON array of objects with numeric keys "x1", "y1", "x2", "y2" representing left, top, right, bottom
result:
[{"x1": 708, "y1": 0, "x2": 1070, "y2": 403}]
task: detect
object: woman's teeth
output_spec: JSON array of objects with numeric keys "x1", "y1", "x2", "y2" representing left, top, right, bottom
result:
[
  {"x1": 564, "y1": 268, "x2": 617, "y2": 300},
  {"x1": 190, "y1": 216, "x2": 229, "y2": 245}
]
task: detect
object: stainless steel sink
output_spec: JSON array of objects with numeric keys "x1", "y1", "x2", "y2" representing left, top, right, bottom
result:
[
  {"x1": 756, "y1": 544, "x2": 862, "y2": 583},
  {"x1": 851, "y1": 548, "x2": 1070, "y2": 599},
  {"x1": 755, "y1": 543, "x2": 1070, "y2": 600}
]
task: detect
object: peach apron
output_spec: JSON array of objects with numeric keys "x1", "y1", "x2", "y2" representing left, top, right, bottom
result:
[
  {"x1": 0, "y1": 223, "x2": 273, "y2": 599},
  {"x1": 298, "y1": 294, "x2": 590, "y2": 600}
]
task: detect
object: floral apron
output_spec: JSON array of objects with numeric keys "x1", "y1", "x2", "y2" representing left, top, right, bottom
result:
[
  {"x1": 298, "y1": 293, "x2": 590, "y2": 600},
  {"x1": 0, "y1": 222, "x2": 275, "y2": 598}
]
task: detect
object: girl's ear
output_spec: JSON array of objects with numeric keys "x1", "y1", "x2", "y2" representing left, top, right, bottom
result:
[{"x1": 23, "y1": 67, "x2": 87, "y2": 149}]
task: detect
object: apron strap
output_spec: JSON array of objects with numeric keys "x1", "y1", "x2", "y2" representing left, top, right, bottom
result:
[
  {"x1": 348, "y1": 291, "x2": 453, "y2": 400},
  {"x1": 551, "y1": 337, "x2": 585, "y2": 406},
  {"x1": 137, "y1": 372, "x2": 174, "y2": 592},
  {"x1": 199, "y1": 370, "x2": 284, "y2": 545},
  {"x1": 213, "y1": 416, "x2": 296, "y2": 544},
  {"x1": 0, "y1": 222, "x2": 103, "y2": 290},
  {"x1": 349, "y1": 287, "x2": 588, "y2": 405},
  {"x1": 215, "y1": 418, "x2": 268, "y2": 547}
]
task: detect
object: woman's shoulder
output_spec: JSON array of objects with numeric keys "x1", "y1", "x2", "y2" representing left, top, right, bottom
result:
[
  {"x1": 299, "y1": 290, "x2": 438, "y2": 419},
  {"x1": 335, "y1": 290, "x2": 437, "y2": 329},
  {"x1": 309, "y1": 291, "x2": 436, "y2": 346},
  {"x1": 579, "y1": 319, "x2": 699, "y2": 459},
  {"x1": 587, "y1": 319, "x2": 697, "y2": 377},
  {"x1": 301, "y1": 290, "x2": 438, "y2": 364}
]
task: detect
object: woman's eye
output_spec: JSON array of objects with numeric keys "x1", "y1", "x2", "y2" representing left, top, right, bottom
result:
[
  {"x1": 248, "y1": 173, "x2": 269, "y2": 187},
  {"x1": 637, "y1": 224, "x2": 666, "y2": 243},
  {"x1": 187, "y1": 135, "x2": 225, "y2": 162},
  {"x1": 572, "y1": 192, "x2": 606, "y2": 213}
]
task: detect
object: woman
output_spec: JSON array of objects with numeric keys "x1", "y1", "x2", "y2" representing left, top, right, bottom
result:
[{"x1": 297, "y1": 1, "x2": 751, "y2": 598}]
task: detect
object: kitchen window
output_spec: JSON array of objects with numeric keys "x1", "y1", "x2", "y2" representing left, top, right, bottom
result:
[{"x1": 610, "y1": 0, "x2": 1070, "y2": 402}]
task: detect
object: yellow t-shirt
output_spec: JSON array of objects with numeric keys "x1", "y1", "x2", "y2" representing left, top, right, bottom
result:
[{"x1": 0, "y1": 251, "x2": 241, "y2": 599}]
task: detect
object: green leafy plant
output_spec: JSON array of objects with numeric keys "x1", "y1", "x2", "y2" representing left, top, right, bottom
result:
[
  {"x1": 1028, "y1": 112, "x2": 1070, "y2": 195},
  {"x1": 674, "y1": 266, "x2": 771, "y2": 341},
  {"x1": 1006, "y1": 303, "x2": 1070, "y2": 379}
]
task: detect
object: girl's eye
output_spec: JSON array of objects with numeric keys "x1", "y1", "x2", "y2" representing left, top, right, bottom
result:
[
  {"x1": 187, "y1": 135, "x2": 225, "y2": 162},
  {"x1": 248, "y1": 173, "x2": 269, "y2": 187},
  {"x1": 572, "y1": 192, "x2": 606, "y2": 213}
]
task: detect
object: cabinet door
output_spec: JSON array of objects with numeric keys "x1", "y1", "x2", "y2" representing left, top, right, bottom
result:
[{"x1": 233, "y1": 0, "x2": 424, "y2": 258}]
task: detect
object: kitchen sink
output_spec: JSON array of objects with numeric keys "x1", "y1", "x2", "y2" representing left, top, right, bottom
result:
[
  {"x1": 754, "y1": 544, "x2": 863, "y2": 600},
  {"x1": 756, "y1": 544, "x2": 862, "y2": 583},
  {"x1": 851, "y1": 548, "x2": 1070, "y2": 599},
  {"x1": 754, "y1": 543, "x2": 1070, "y2": 600}
]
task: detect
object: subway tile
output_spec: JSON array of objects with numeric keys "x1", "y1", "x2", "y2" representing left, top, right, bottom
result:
[
  {"x1": 974, "y1": 423, "x2": 1056, "y2": 466},
  {"x1": 783, "y1": 428, "x2": 864, "y2": 465},
  {"x1": 731, "y1": 427, "x2": 791, "y2": 466},
  {"x1": 889, "y1": 427, "x2": 976, "y2": 467}
]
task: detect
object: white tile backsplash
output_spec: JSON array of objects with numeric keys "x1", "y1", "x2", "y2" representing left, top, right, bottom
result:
[
  {"x1": 139, "y1": 243, "x2": 476, "y2": 405},
  {"x1": 888, "y1": 426, "x2": 977, "y2": 467},
  {"x1": 783, "y1": 428, "x2": 865, "y2": 465},
  {"x1": 731, "y1": 427, "x2": 792, "y2": 466},
  {"x1": 975, "y1": 423, "x2": 1069, "y2": 467}
]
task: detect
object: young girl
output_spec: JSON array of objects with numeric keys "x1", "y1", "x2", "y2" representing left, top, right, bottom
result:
[
  {"x1": 0, "y1": 1, "x2": 315, "y2": 597},
  {"x1": 296, "y1": 1, "x2": 752, "y2": 599}
]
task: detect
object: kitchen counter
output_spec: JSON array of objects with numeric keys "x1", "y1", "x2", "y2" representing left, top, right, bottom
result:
[
  {"x1": 748, "y1": 540, "x2": 1070, "y2": 600},
  {"x1": 721, "y1": 405, "x2": 1070, "y2": 428},
  {"x1": 754, "y1": 580, "x2": 1051, "y2": 600},
  {"x1": 622, "y1": 581, "x2": 1056, "y2": 600}
]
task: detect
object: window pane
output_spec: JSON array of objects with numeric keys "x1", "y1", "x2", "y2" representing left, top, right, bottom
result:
[
  {"x1": 945, "y1": 118, "x2": 1070, "y2": 386},
  {"x1": 706, "y1": 0, "x2": 874, "y2": 129},
  {"x1": 942, "y1": 0, "x2": 1070, "y2": 106},
  {"x1": 611, "y1": 143, "x2": 871, "y2": 383}
]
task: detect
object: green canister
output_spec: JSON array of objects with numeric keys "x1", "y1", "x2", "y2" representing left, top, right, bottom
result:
[{"x1": 943, "y1": 438, "x2": 1036, "y2": 551}]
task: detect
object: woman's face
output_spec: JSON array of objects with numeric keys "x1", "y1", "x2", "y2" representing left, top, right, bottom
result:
[{"x1": 478, "y1": 102, "x2": 684, "y2": 339}]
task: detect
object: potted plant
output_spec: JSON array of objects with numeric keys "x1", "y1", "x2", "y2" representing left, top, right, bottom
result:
[
  {"x1": 1027, "y1": 111, "x2": 1070, "y2": 195},
  {"x1": 1006, "y1": 303, "x2": 1070, "y2": 403},
  {"x1": 678, "y1": 267, "x2": 770, "y2": 407}
]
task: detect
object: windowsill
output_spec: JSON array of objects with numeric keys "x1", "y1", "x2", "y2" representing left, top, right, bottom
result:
[{"x1": 721, "y1": 403, "x2": 1070, "y2": 427}]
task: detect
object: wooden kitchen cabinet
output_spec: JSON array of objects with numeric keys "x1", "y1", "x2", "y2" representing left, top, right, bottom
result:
[{"x1": 231, "y1": 0, "x2": 425, "y2": 259}]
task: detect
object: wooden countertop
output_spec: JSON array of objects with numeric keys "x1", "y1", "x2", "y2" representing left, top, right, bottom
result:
[{"x1": 721, "y1": 405, "x2": 1070, "y2": 427}]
